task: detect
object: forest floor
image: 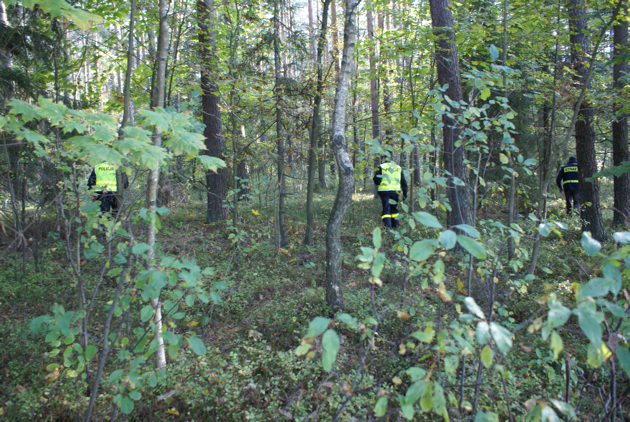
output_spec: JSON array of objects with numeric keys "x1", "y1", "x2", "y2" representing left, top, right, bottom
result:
[{"x1": 0, "y1": 181, "x2": 618, "y2": 421}]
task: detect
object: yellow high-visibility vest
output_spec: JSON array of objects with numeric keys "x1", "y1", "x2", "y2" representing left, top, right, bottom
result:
[
  {"x1": 378, "y1": 162, "x2": 402, "y2": 191},
  {"x1": 95, "y1": 163, "x2": 117, "y2": 191}
]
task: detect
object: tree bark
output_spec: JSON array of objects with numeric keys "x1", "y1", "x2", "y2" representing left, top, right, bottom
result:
[
  {"x1": 274, "y1": 0, "x2": 288, "y2": 248},
  {"x1": 569, "y1": 0, "x2": 605, "y2": 241},
  {"x1": 367, "y1": 4, "x2": 380, "y2": 198},
  {"x1": 305, "y1": 0, "x2": 332, "y2": 246},
  {"x1": 146, "y1": 0, "x2": 170, "y2": 370},
  {"x1": 429, "y1": 0, "x2": 472, "y2": 227},
  {"x1": 198, "y1": 0, "x2": 228, "y2": 222},
  {"x1": 612, "y1": 9, "x2": 629, "y2": 228},
  {"x1": 325, "y1": 0, "x2": 358, "y2": 310}
]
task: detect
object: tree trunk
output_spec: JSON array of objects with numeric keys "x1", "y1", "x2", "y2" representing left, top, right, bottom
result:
[
  {"x1": 146, "y1": 0, "x2": 170, "y2": 370},
  {"x1": 612, "y1": 10, "x2": 629, "y2": 228},
  {"x1": 367, "y1": 5, "x2": 380, "y2": 198},
  {"x1": 305, "y1": 0, "x2": 332, "y2": 246},
  {"x1": 198, "y1": 0, "x2": 228, "y2": 222},
  {"x1": 569, "y1": 0, "x2": 605, "y2": 241},
  {"x1": 326, "y1": 0, "x2": 358, "y2": 310},
  {"x1": 429, "y1": 0, "x2": 472, "y2": 228},
  {"x1": 274, "y1": 0, "x2": 288, "y2": 248}
]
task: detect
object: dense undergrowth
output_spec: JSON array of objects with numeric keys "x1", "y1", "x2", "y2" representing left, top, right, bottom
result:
[{"x1": 1, "y1": 182, "x2": 628, "y2": 421}]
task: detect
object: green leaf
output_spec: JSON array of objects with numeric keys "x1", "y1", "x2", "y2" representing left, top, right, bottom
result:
[
  {"x1": 550, "y1": 331, "x2": 563, "y2": 360},
  {"x1": 337, "y1": 313, "x2": 358, "y2": 329},
  {"x1": 481, "y1": 345, "x2": 493, "y2": 368},
  {"x1": 321, "y1": 329, "x2": 340, "y2": 371},
  {"x1": 148, "y1": 374, "x2": 158, "y2": 387},
  {"x1": 371, "y1": 252, "x2": 386, "y2": 278},
  {"x1": 476, "y1": 321, "x2": 490, "y2": 345},
  {"x1": 547, "y1": 297, "x2": 571, "y2": 329},
  {"x1": 419, "y1": 378, "x2": 433, "y2": 412},
  {"x1": 489, "y1": 322, "x2": 512, "y2": 355},
  {"x1": 409, "y1": 239, "x2": 438, "y2": 262},
  {"x1": 374, "y1": 397, "x2": 388, "y2": 418},
  {"x1": 577, "y1": 278, "x2": 612, "y2": 300},
  {"x1": 573, "y1": 301, "x2": 603, "y2": 347},
  {"x1": 480, "y1": 87, "x2": 491, "y2": 100},
  {"x1": 109, "y1": 369, "x2": 124, "y2": 384},
  {"x1": 373, "y1": 227, "x2": 382, "y2": 249},
  {"x1": 411, "y1": 330, "x2": 434, "y2": 343},
  {"x1": 475, "y1": 411, "x2": 499, "y2": 422},
  {"x1": 185, "y1": 294, "x2": 195, "y2": 307},
  {"x1": 489, "y1": 44, "x2": 499, "y2": 60},
  {"x1": 140, "y1": 305, "x2": 154, "y2": 322},
  {"x1": 405, "y1": 367, "x2": 427, "y2": 382},
  {"x1": 129, "y1": 391, "x2": 142, "y2": 401},
  {"x1": 439, "y1": 230, "x2": 457, "y2": 249},
  {"x1": 432, "y1": 382, "x2": 447, "y2": 418},
  {"x1": 581, "y1": 232, "x2": 601, "y2": 256},
  {"x1": 465, "y1": 297, "x2": 486, "y2": 319},
  {"x1": 455, "y1": 224, "x2": 480, "y2": 238},
  {"x1": 456, "y1": 235, "x2": 487, "y2": 260},
  {"x1": 613, "y1": 232, "x2": 630, "y2": 244},
  {"x1": 306, "y1": 317, "x2": 330, "y2": 338},
  {"x1": 85, "y1": 345, "x2": 98, "y2": 360},
  {"x1": 617, "y1": 346, "x2": 630, "y2": 378},
  {"x1": 120, "y1": 396, "x2": 134, "y2": 414},
  {"x1": 550, "y1": 399, "x2": 576, "y2": 419},
  {"x1": 538, "y1": 223, "x2": 551, "y2": 237},
  {"x1": 412, "y1": 211, "x2": 443, "y2": 229},
  {"x1": 405, "y1": 380, "x2": 424, "y2": 405},
  {"x1": 399, "y1": 395, "x2": 415, "y2": 420},
  {"x1": 197, "y1": 155, "x2": 227, "y2": 172},
  {"x1": 132, "y1": 243, "x2": 151, "y2": 255},
  {"x1": 187, "y1": 336, "x2": 206, "y2": 355}
]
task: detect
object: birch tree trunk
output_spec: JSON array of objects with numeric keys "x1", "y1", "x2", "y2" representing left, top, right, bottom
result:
[
  {"x1": 325, "y1": 0, "x2": 358, "y2": 310},
  {"x1": 305, "y1": 0, "x2": 332, "y2": 246},
  {"x1": 429, "y1": 0, "x2": 472, "y2": 228},
  {"x1": 569, "y1": 0, "x2": 605, "y2": 241},
  {"x1": 146, "y1": 0, "x2": 169, "y2": 369},
  {"x1": 612, "y1": 9, "x2": 629, "y2": 228}
]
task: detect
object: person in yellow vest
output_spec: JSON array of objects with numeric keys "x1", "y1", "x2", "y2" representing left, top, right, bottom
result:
[
  {"x1": 555, "y1": 156, "x2": 580, "y2": 216},
  {"x1": 87, "y1": 162, "x2": 128, "y2": 214},
  {"x1": 373, "y1": 155, "x2": 408, "y2": 229}
]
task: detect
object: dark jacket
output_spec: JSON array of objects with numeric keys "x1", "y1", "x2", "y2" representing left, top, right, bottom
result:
[
  {"x1": 556, "y1": 158, "x2": 579, "y2": 191},
  {"x1": 373, "y1": 164, "x2": 408, "y2": 199}
]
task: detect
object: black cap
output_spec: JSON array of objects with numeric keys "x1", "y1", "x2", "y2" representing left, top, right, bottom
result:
[{"x1": 569, "y1": 156, "x2": 577, "y2": 162}]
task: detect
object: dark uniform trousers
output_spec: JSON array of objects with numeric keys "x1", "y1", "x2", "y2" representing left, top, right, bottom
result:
[
  {"x1": 565, "y1": 190, "x2": 580, "y2": 216},
  {"x1": 379, "y1": 191, "x2": 400, "y2": 229}
]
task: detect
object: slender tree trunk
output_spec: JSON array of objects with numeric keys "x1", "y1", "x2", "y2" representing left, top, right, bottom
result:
[
  {"x1": 570, "y1": 0, "x2": 605, "y2": 241},
  {"x1": 326, "y1": 0, "x2": 358, "y2": 310},
  {"x1": 612, "y1": 9, "x2": 629, "y2": 227},
  {"x1": 367, "y1": 5, "x2": 380, "y2": 198},
  {"x1": 198, "y1": 0, "x2": 228, "y2": 222},
  {"x1": 146, "y1": 0, "x2": 169, "y2": 370},
  {"x1": 429, "y1": 0, "x2": 472, "y2": 227},
  {"x1": 0, "y1": 0, "x2": 13, "y2": 108},
  {"x1": 308, "y1": 0, "x2": 315, "y2": 59},
  {"x1": 305, "y1": 0, "x2": 332, "y2": 246},
  {"x1": 274, "y1": 0, "x2": 288, "y2": 248}
]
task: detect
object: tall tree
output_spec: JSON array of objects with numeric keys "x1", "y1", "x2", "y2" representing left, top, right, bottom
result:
[
  {"x1": 612, "y1": 8, "x2": 629, "y2": 227},
  {"x1": 198, "y1": 0, "x2": 228, "y2": 222},
  {"x1": 429, "y1": 0, "x2": 472, "y2": 227},
  {"x1": 569, "y1": 0, "x2": 605, "y2": 241},
  {"x1": 305, "y1": 0, "x2": 332, "y2": 246},
  {"x1": 146, "y1": 0, "x2": 170, "y2": 370},
  {"x1": 325, "y1": 0, "x2": 358, "y2": 310},
  {"x1": 274, "y1": 0, "x2": 288, "y2": 247},
  {"x1": 367, "y1": 4, "x2": 380, "y2": 197}
]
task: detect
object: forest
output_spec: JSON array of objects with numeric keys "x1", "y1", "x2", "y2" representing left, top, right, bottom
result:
[{"x1": 0, "y1": 0, "x2": 629, "y2": 420}]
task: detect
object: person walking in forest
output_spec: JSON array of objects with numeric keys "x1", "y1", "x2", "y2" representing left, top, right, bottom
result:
[
  {"x1": 87, "y1": 162, "x2": 128, "y2": 215},
  {"x1": 374, "y1": 154, "x2": 408, "y2": 229},
  {"x1": 556, "y1": 156, "x2": 580, "y2": 216}
]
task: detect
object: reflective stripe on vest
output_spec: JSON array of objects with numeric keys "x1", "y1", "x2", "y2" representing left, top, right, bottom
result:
[
  {"x1": 563, "y1": 180, "x2": 579, "y2": 184},
  {"x1": 378, "y1": 163, "x2": 402, "y2": 191},
  {"x1": 95, "y1": 163, "x2": 117, "y2": 191}
]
